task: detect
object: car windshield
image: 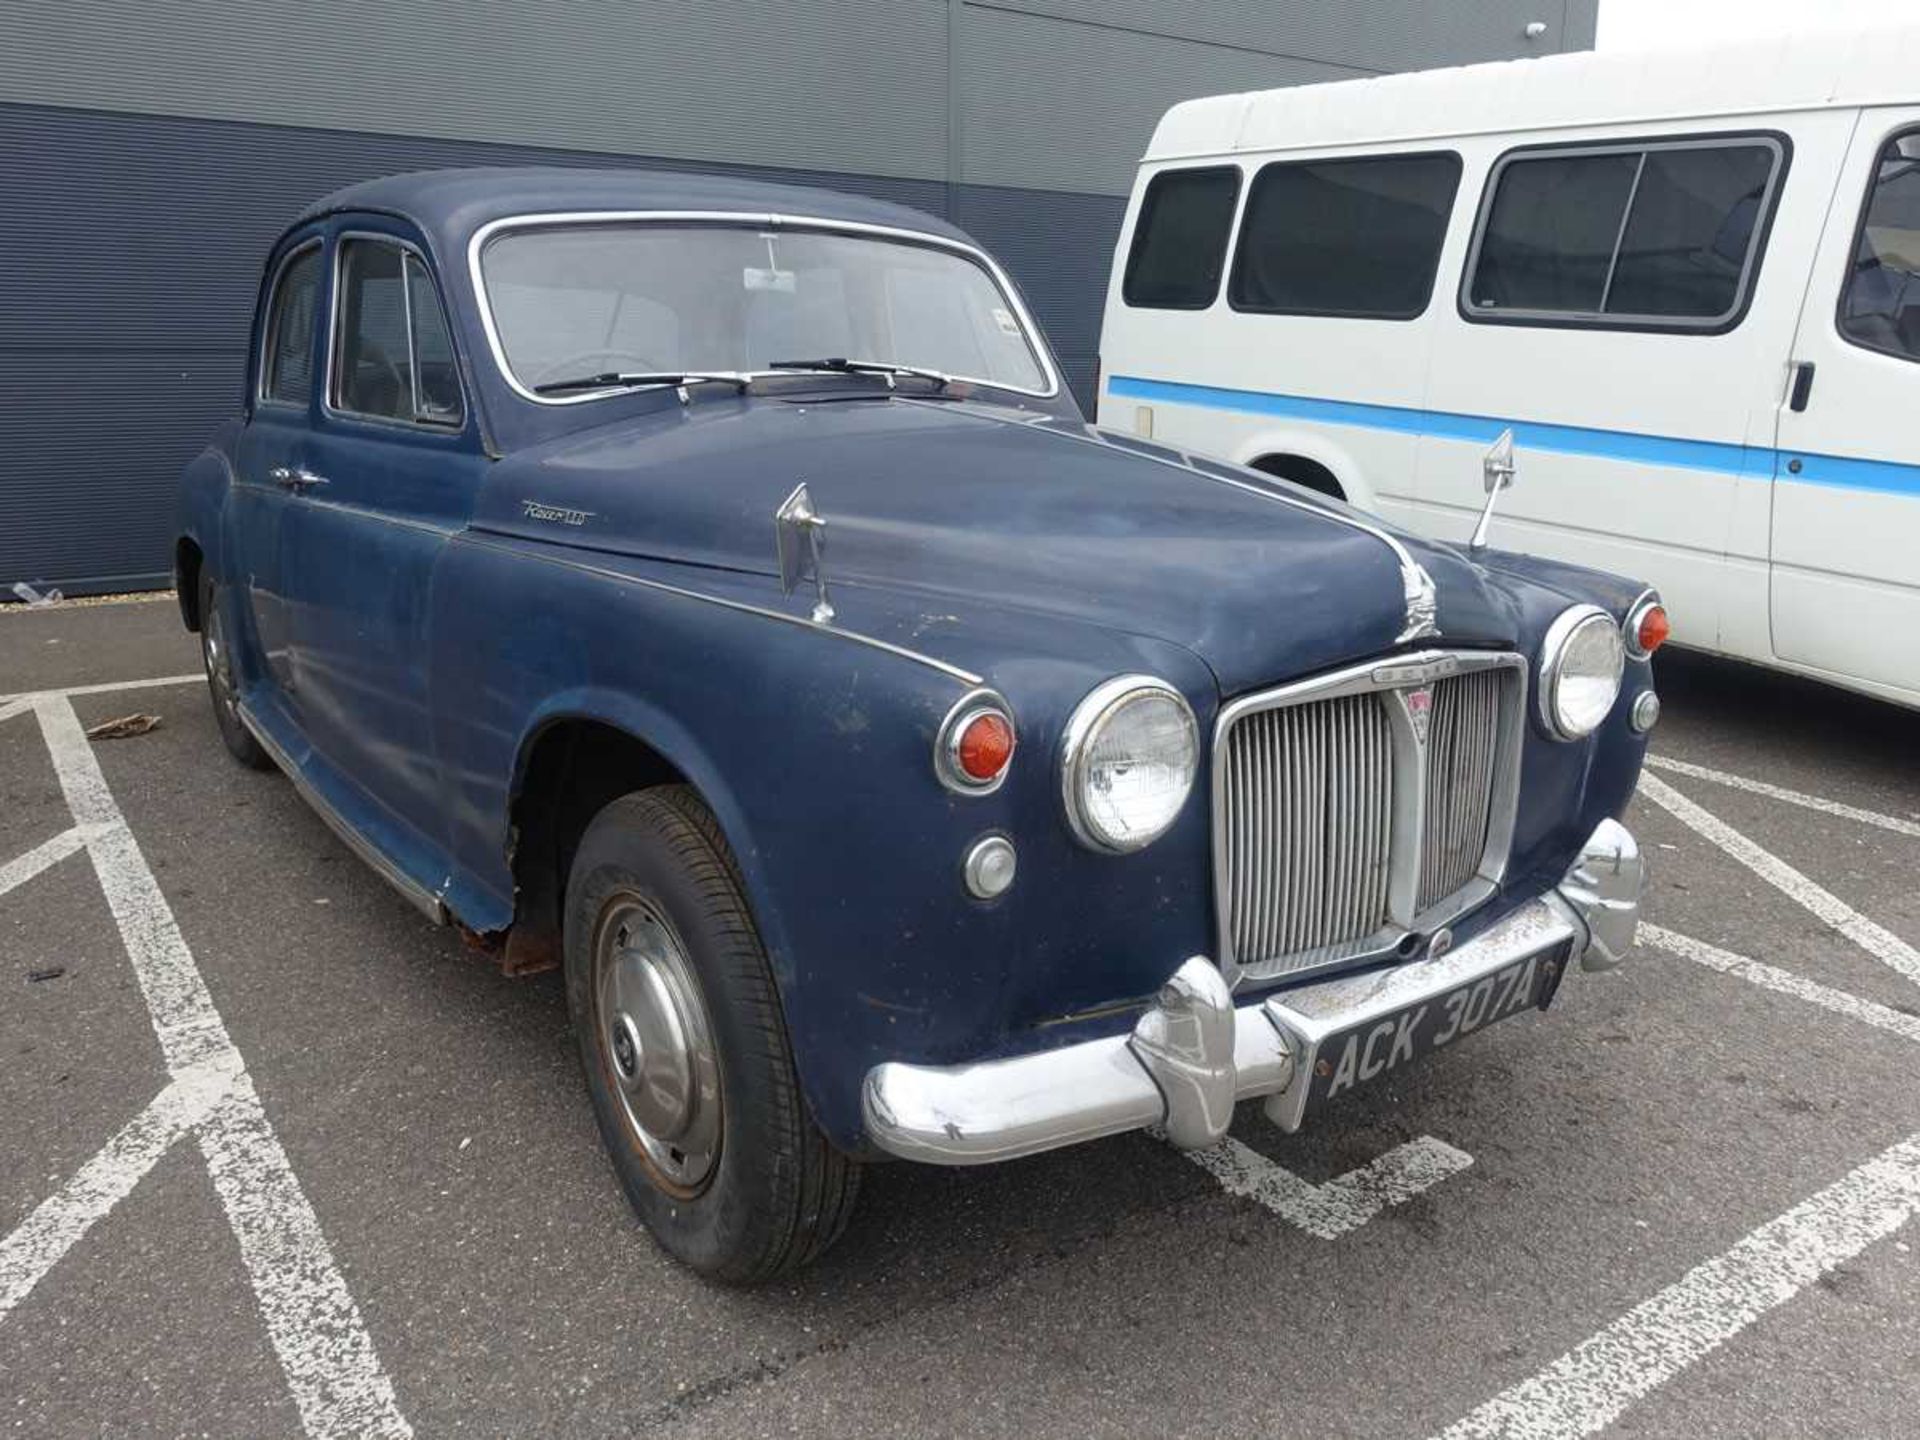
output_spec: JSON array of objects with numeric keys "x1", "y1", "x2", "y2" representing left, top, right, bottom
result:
[{"x1": 478, "y1": 222, "x2": 1050, "y2": 397}]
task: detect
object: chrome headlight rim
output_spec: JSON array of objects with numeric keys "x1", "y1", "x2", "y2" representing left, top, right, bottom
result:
[
  {"x1": 1537, "y1": 603, "x2": 1626, "y2": 741},
  {"x1": 1059, "y1": 674, "x2": 1199, "y2": 854}
]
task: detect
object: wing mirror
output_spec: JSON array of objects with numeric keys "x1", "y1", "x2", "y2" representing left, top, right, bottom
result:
[{"x1": 1469, "y1": 428, "x2": 1517, "y2": 553}]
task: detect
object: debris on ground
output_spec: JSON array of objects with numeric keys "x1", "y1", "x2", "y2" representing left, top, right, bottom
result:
[
  {"x1": 85, "y1": 712, "x2": 162, "y2": 740},
  {"x1": 10, "y1": 582, "x2": 65, "y2": 607},
  {"x1": 27, "y1": 966, "x2": 67, "y2": 982}
]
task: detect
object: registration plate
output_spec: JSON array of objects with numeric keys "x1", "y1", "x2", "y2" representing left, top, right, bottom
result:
[{"x1": 1305, "y1": 941, "x2": 1572, "y2": 1110}]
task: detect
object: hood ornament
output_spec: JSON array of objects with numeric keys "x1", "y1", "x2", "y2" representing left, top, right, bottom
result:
[
  {"x1": 1469, "y1": 428, "x2": 1517, "y2": 554},
  {"x1": 774, "y1": 483, "x2": 835, "y2": 624}
]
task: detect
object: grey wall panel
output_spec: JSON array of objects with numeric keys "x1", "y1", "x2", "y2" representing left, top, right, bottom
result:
[
  {"x1": 976, "y1": 1, "x2": 1591, "y2": 72},
  {"x1": 1563, "y1": 0, "x2": 1600, "y2": 51},
  {"x1": 957, "y1": 3, "x2": 1360, "y2": 197},
  {"x1": 0, "y1": 1, "x2": 950, "y2": 185},
  {"x1": 952, "y1": 182, "x2": 1124, "y2": 403}
]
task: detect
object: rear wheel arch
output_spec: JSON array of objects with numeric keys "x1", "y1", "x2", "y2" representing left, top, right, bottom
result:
[{"x1": 1247, "y1": 452, "x2": 1347, "y2": 502}]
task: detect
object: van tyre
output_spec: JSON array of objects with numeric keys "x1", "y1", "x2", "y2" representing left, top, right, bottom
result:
[
  {"x1": 198, "y1": 574, "x2": 273, "y2": 770},
  {"x1": 563, "y1": 785, "x2": 860, "y2": 1282}
]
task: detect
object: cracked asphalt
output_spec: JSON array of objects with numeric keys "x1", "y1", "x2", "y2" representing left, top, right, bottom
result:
[{"x1": 3, "y1": 598, "x2": 1916, "y2": 1437}]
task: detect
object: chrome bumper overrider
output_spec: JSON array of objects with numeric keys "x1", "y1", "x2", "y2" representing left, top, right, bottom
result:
[{"x1": 862, "y1": 819, "x2": 1642, "y2": 1165}]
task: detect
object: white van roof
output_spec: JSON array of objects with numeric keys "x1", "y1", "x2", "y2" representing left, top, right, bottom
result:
[{"x1": 1147, "y1": 26, "x2": 1920, "y2": 165}]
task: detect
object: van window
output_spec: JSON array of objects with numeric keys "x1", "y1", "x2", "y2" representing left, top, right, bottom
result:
[
  {"x1": 1122, "y1": 167, "x2": 1241, "y2": 309},
  {"x1": 1228, "y1": 153, "x2": 1462, "y2": 319},
  {"x1": 1467, "y1": 136, "x2": 1784, "y2": 330},
  {"x1": 1839, "y1": 128, "x2": 1920, "y2": 363}
]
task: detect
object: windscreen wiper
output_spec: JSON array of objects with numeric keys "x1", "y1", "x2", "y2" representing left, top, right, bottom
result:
[
  {"x1": 769, "y1": 357, "x2": 952, "y2": 389},
  {"x1": 532, "y1": 371, "x2": 754, "y2": 396}
]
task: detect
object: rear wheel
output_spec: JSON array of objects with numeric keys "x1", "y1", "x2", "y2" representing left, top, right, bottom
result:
[
  {"x1": 563, "y1": 786, "x2": 860, "y2": 1282},
  {"x1": 198, "y1": 574, "x2": 272, "y2": 770}
]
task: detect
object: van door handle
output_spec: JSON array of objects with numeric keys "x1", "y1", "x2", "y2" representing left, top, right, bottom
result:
[{"x1": 1788, "y1": 361, "x2": 1816, "y2": 413}]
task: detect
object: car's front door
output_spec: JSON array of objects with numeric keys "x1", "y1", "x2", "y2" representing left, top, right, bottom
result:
[
  {"x1": 1770, "y1": 112, "x2": 1920, "y2": 703},
  {"x1": 232, "y1": 236, "x2": 325, "y2": 698},
  {"x1": 280, "y1": 225, "x2": 484, "y2": 846}
]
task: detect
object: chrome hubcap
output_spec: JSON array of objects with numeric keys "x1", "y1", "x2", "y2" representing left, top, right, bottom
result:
[
  {"x1": 203, "y1": 605, "x2": 237, "y2": 716},
  {"x1": 594, "y1": 897, "x2": 721, "y2": 1193}
]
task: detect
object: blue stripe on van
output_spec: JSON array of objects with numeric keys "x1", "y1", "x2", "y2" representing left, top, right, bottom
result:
[{"x1": 1106, "y1": 374, "x2": 1920, "y2": 498}]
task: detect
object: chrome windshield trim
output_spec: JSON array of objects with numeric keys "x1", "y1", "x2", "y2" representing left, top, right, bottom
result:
[
  {"x1": 458, "y1": 533, "x2": 985, "y2": 687},
  {"x1": 1211, "y1": 648, "x2": 1527, "y2": 988},
  {"x1": 465, "y1": 209, "x2": 1062, "y2": 407}
]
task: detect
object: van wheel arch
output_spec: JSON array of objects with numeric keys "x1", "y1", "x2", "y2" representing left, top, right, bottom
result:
[{"x1": 1248, "y1": 453, "x2": 1346, "y2": 502}]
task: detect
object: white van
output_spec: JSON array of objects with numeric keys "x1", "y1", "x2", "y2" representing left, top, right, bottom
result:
[{"x1": 1097, "y1": 29, "x2": 1920, "y2": 708}]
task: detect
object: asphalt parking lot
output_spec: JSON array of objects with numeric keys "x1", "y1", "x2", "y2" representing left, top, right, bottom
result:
[{"x1": 4, "y1": 598, "x2": 1917, "y2": 1438}]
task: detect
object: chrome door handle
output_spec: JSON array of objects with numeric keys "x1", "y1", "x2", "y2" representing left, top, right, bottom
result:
[{"x1": 269, "y1": 466, "x2": 329, "y2": 492}]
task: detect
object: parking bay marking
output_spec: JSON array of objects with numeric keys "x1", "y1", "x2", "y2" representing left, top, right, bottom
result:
[
  {"x1": 1638, "y1": 771, "x2": 1920, "y2": 991},
  {"x1": 1432, "y1": 1128, "x2": 1920, "y2": 1440},
  {"x1": 0, "y1": 696, "x2": 413, "y2": 1439},
  {"x1": 1644, "y1": 754, "x2": 1920, "y2": 840},
  {"x1": 1183, "y1": 1134, "x2": 1474, "y2": 1239},
  {"x1": 0, "y1": 672, "x2": 201, "y2": 708}
]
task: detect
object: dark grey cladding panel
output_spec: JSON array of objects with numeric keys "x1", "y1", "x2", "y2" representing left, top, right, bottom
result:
[
  {"x1": 0, "y1": 350, "x2": 237, "y2": 593},
  {"x1": 0, "y1": 103, "x2": 948, "y2": 353},
  {"x1": 0, "y1": 102, "x2": 1105, "y2": 593}
]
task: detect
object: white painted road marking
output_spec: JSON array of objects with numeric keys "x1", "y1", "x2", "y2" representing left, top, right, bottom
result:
[
  {"x1": 0, "y1": 1059, "x2": 235, "y2": 1316},
  {"x1": 1184, "y1": 1134, "x2": 1474, "y2": 1239},
  {"x1": 1638, "y1": 771, "x2": 1920, "y2": 990},
  {"x1": 1433, "y1": 1130, "x2": 1920, "y2": 1439},
  {"x1": 0, "y1": 824, "x2": 90, "y2": 901},
  {"x1": 0, "y1": 672, "x2": 201, "y2": 707},
  {"x1": 1643, "y1": 923, "x2": 1920, "y2": 1050},
  {"x1": 1644, "y1": 754, "x2": 1920, "y2": 840},
  {"x1": 0, "y1": 697, "x2": 413, "y2": 1438}
]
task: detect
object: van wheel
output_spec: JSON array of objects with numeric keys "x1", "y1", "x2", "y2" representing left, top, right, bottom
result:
[
  {"x1": 563, "y1": 786, "x2": 860, "y2": 1282},
  {"x1": 198, "y1": 575, "x2": 272, "y2": 770}
]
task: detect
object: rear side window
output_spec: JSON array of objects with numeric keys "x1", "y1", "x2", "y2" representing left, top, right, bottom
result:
[
  {"x1": 1229, "y1": 153, "x2": 1462, "y2": 319},
  {"x1": 1122, "y1": 167, "x2": 1241, "y2": 309},
  {"x1": 1839, "y1": 128, "x2": 1920, "y2": 363},
  {"x1": 261, "y1": 245, "x2": 322, "y2": 406},
  {"x1": 331, "y1": 237, "x2": 464, "y2": 427},
  {"x1": 1466, "y1": 136, "x2": 1785, "y2": 330}
]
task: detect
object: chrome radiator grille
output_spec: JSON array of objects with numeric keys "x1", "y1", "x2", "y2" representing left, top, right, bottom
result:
[
  {"x1": 1417, "y1": 667, "x2": 1503, "y2": 911},
  {"x1": 1220, "y1": 694, "x2": 1394, "y2": 964},
  {"x1": 1215, "y1": 654, "x2": 1521, "y2": 981}
]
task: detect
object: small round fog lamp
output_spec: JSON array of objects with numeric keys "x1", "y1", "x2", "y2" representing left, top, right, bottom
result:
[{"x1": 963, "y1": 835, "x2": 1017, "y2": 899}]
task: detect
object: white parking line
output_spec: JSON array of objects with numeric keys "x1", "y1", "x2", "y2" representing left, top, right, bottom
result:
[
  {"x1": 1185, "y1": 1134, "x2": 1474, "y2": 1238},
  {"x1": 1638, "y1": 772, "x2": 1920, "y2": 990},
  {"x1": 0, "y1": 1060, "x2": 235, "y2": 1317},
  {"x1": 0, "y1": 697, "x2": 412, "y2": 1438},
  {"x1": 1433, "y1": 1129, "x2": 1920, "y2": 1439},
  {"x1": 0, "y1": 825, "x2": 90, "y2": 901},
  {"x1": 1645, "y1": 755, "x2": 1920, "y2": 840},
  {"x1": 1642, "y1": 924, "x2": 1920, "y2": 1049},
  {"x1": 0, "y1": 673, "x2": 201, "y2": 707}
]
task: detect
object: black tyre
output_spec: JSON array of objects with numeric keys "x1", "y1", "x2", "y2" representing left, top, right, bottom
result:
[
  {"x1": 563, "y1": 785, "x2": 860, "y2": 1282},
  {"x1": 198, "y1": 574, "x2": 272, "y2": 770}
]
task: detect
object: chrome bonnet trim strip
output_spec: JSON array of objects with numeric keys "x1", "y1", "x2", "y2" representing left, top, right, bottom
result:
[
  {"x1": 464, "y1": 209, "x2": 1062, "y2": 406},
  {"x1": 458, "y1": 533, "x2": 984, "y2": 687}
]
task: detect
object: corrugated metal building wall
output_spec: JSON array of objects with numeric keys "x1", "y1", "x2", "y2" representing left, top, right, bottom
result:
[{"x1": 0, "y1": 1, "x2": 1596, "y2": 596}]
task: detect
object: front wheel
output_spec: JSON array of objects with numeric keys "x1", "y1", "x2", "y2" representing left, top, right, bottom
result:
[
  {"x1": 563, "y1": 786, "x2": 860, "y2": 1281},
  {"x1": 198, "y1": 574, "x2": 272, "y2": 770}
]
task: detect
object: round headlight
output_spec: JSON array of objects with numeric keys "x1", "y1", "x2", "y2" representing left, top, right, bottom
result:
[
  {"x1": 1539, "y1": 605, "x2": 1626, "y2": 739},
  {"x1": 1060, "y1": 677, "x2": 1198, "y2": 853}
]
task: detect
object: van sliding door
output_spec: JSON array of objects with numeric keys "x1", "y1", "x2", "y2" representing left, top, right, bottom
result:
[{"x1": 1769, "y1": 111, "x2": 1920, "y2": 702}]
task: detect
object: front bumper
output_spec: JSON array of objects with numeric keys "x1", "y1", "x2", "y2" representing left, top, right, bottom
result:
[{"x1": 863, "y1": 818, "x2": 1641, "y2": 1165}]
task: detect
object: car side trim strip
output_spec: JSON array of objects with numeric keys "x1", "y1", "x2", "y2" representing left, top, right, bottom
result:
[
  {"x1": 458, "y1": 533, "x2": 986, "y2": 686},
  {"x1": 238, "y1": 702, "x2": 450, "y2": 926}
]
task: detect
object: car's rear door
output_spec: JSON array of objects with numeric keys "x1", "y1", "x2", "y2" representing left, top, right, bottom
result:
[
  {"x1": 231, "y1": 234, "x2": 325, "y2": 699},
  {"x1": 1769, "y1": 110, "x2": 1920, "y2": 702},
  {"x1": 280, "y1": 223, "x2": 484, "y2": 844}
]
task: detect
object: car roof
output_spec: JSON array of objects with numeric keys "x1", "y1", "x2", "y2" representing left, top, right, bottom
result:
[
  {"x1": 1147, "y1": 23, "x2": 1920, "y2": 164},
  {"x1": 290, "y1": 165, "x2": 976, "y2": 252}
]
